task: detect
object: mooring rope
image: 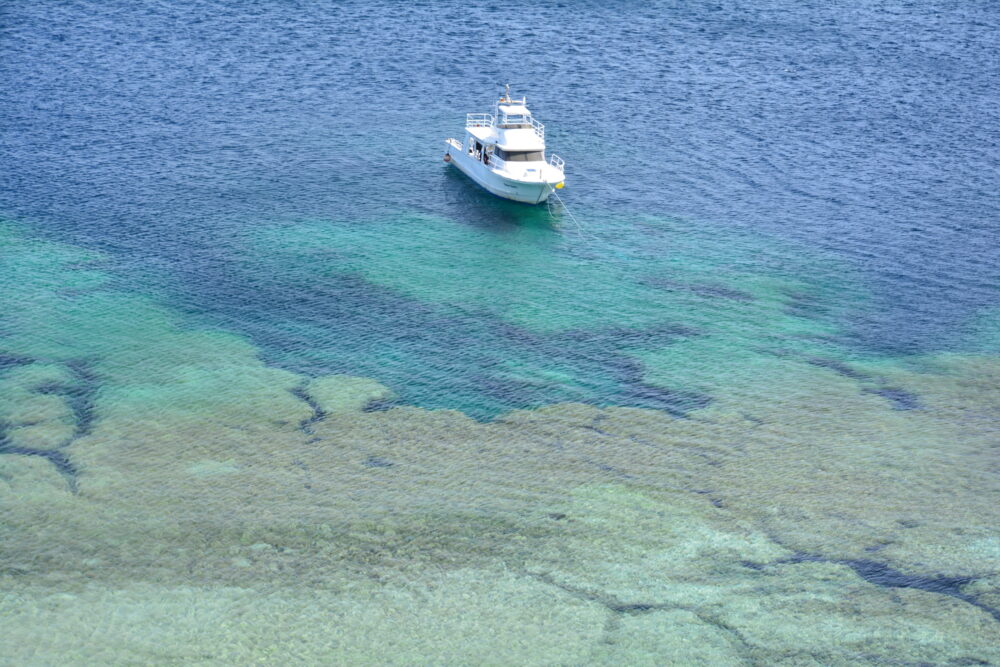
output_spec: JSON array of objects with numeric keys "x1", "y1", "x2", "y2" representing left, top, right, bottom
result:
[{"x1": 548, "y1": 189, "x2": 597, "y2": 241}]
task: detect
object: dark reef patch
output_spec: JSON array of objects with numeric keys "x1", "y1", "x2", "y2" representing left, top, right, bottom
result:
[
  {"x1": 807, "y1": 357, "x2": 868, "y2": 381},
  {"x1": 156, "y1": 257, "x2": 713, "y2": 420},
  {"x1": 862, "y1": 387, "x2": 919, "y2": 410},
  {"x1": 62, "y1": 360, "x2": 99, "y2": 438},
  {"x1": 0, "y1": 353, "x2": 34, "y2": 372},
  {"x1": 363, "y1": 456, "x2": 393, "y2": 468},
  {"x1": 808, "y1": 357, "x2": 920, "y2": 410},
  {"x1": 551, "y1": 322, "x2": 699, "y2": 351},
  {"x1": 776, "y1": 553, "x2": 1000, "y2": 623},
  {"x1": 290, "y1": 386, "x2": 325, "y2": 435},
  {"x1": 362, "y1": 398, "x2": 397, "y2": 412},
  {"x1": 640, "y1": 276, "x2": 755, "y2": 303}
]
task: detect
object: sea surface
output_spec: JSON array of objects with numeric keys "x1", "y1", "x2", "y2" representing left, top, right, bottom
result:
[{"x1": 2, "y1": 1, "x2": 999, "y2": 664}]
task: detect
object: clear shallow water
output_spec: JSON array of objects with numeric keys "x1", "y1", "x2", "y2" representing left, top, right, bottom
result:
[{"x1": 2, "y1": 1, "x2": 1000, "y2": 663}]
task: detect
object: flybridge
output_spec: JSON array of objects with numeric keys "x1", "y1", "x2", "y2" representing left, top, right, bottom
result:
[
  {"x1": 463, "y1": 85, "x2": 547, "y2": 140},
  {"x1": 466, "y1": 111, "x2": 545, "y2": 140}
]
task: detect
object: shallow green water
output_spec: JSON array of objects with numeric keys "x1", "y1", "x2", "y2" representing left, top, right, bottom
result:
[{"x1": 3, "y1": 213, "x2": 1000, "y2": 663}]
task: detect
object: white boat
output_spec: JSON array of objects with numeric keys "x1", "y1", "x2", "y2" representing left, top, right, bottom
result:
[{"x1": 444, "y1": 85, "x2": 566, "y2": 204}]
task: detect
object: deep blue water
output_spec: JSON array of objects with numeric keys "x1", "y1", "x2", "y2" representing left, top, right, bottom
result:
[{"x1": 2, "y1": 0, "x2": 999, "y2": 417}]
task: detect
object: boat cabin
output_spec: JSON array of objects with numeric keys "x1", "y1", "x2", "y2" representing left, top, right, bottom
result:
[{"x1": 462, "y1": 87, "x2": 547, "y2": 168}]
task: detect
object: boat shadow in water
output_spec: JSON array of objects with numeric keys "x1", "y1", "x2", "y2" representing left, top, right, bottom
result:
[{"x1": 440, "y1": 168, "x2": 556, "y2": 232}]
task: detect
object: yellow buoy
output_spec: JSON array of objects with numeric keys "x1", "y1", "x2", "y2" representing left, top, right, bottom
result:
[{"x1": 555, "y1": 182, "x2": 565, "y2": 189}]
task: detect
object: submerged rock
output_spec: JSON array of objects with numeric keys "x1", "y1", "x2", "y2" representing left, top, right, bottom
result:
[
  {"x1": 306, "y1": 374, "x2": 395, "y2": 414},
  {"x1": 579, "y1": 349, "x2": 1000, "y2": 577},
  {"x1": 526, "y1": 484, "x2": 789, "y2": 603},
  {"x1": 0, "y1": 363, "x2": 78, "y2": 450},
  {"x1": 0, "y1": 362, "x2": 77, "y2": 393},
  {"x1": 2, "y1": 380, "x2": 998, "y2": 664},
  {"x1": 525, "y1": 484, "x2": 1000, "y2": 665},
  {"x1": 593, "y1": 609, "x2": 747, "y2": 666},
  {"x1": 0, "y1": 454, "x2": 69, "y2": 498},
  {"x1": 963, "y1": 575, "x2": 1000, "y2": 612},
  {"x1": 716, "y1": 561, "x2": 1000, "y2": 665},
  {"x1": 5, "y1": 421, "x2": 75, "y2": 451},
  {"x1": 0, "y1": 569, "x2": 607, "y2": 665}
]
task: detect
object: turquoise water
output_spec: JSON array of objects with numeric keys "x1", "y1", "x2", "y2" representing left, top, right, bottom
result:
[{"x1": 2, "y1": 1, "x2": 1000, "y2": 664}]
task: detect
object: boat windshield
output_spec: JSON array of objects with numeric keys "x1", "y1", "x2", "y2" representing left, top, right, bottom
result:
[{"x1": 496, "y1": 149, "x2": 544, "y2": 162}]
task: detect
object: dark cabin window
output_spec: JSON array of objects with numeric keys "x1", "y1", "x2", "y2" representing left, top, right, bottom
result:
[{"x1": 495, "y1": 149, "x2": 544, "y2": 161}]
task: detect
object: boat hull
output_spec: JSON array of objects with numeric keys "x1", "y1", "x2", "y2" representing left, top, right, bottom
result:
[{"x1": 445, "y1": 142, "x2": 558, "y2": 204}]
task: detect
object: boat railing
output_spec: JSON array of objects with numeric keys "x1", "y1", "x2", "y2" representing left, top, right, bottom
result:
[
  {"x1": 491, "y1": 153, "x2": 563, "y2": 177},
  {"x1": 496, "y1": 114, "x2": 544, "y2": 140},
  {"x1": 529, "y1": 116, "x2": 545, "y2": 139},
  {"x1": 486, "y1": 152, "x2": 506, "y2": 171},
  {"x1": 471, "y1": 108, "x2": 545, "y2": 139},
  {"x1": 466, "y1": 113, "x2": 494, "y2": 128}
]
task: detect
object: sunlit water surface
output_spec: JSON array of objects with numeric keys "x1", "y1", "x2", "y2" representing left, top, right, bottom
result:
[{"x1": 2, "y1": 1, "x2": 999, "y2": 663}]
